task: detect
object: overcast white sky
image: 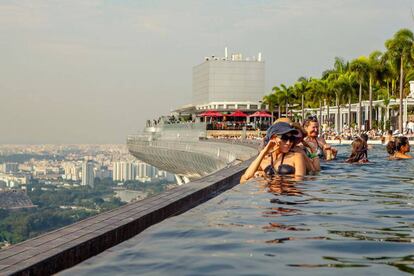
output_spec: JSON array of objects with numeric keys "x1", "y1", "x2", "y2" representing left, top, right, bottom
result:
[{"x1": 0, "y1": 0, "x2": 413, "y2": 144}]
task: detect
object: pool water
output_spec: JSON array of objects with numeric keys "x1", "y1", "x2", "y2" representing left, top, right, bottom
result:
[{"x1": 62, "y1": 146, "x2": 414, "y2": 275}]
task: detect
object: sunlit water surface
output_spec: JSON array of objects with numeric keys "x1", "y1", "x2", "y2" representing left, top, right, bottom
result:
[{"x1": 62, "y1": 146, "x2": 414, "y2": 275}]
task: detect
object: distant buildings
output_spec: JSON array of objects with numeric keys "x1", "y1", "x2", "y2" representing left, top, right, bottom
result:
[
  {"x1": 81, "y1": 161, "x2": 94, "y2": 188},
  {"x1": 1, "y1": 163, "x2": 18, "y2": 174},
  {"x1": 94, "y1": 166, "x2": 111, "y2": 180},
  {"x1": 112, "y1": 161, "x2": 173, "y2": 182},
  {"x1": 0, "y1": 173, "x2": 29, "y2": 188},
  {"x1": 113, "y1": 162, "x2": 134, "y2": 181},
  {"x1": 0, "y1": 145, "x2": 177, "y2": 192},
  {"x1": 63, "y1": 163, "x2": 81, "y2": 181},
  {"x1": 136, "y1": 162, "x2": 157, "y2": 182}
]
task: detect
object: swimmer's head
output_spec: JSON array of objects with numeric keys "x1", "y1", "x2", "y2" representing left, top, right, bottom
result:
[
  {"x1": 346, "y1": 137, "x2": 368, "y2": 163},
  {"x1": 304, "y1": 116, "x2": 319, "y2": 138},
  {"x1": 360, "y1": 133, "x2": 368, "y2": 142},
  {"x1": 387, "y1": 136, "x2": 410, "y2": 155}
]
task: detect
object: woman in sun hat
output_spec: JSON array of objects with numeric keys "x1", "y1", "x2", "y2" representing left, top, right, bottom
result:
[{"x1": 240, "y1": 122, "x2": 307, "y2": 183}]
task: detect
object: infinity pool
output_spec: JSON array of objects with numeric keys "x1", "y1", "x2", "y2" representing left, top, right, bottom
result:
[{"x1": 62, "y1": 146, "x2": 414, "y2": 275}]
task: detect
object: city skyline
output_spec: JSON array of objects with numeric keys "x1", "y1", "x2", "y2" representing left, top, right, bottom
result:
[{"x1": 1, "y1": 0, "x2": 413, "y2": 144}]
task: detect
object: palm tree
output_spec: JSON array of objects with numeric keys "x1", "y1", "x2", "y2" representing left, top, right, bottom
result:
[
  {"x1": 262, "y1": 93, "x2": 278, "y2": 123},
  {"x1": 323, "y1": 57, "x2": 350, "y2": 80},
  {"x1": 308, "y1": 78, "x2": 330, "y2": 129},
  {"x1": 273, "y1": 84, "x2": 294, "y2": 118},
  {"x1": 350, "y1": 57, "x2": 370, "y2": 132},
  {"x1": 379, "y1": 53, "x2": 398, "y2": 98},
  {"x1": 293, "y1": 77, "x2": 310, "y2": 123},
  {"x1": 324, "y1": 57, "x2": 350, "y2": 132},
  {"x1": 321, "y1": 80, "x2": 334, "y2": 128},
  {"x1": 377, "y1": 88, "x2": 393, "y2": 130},
  {"x1": 385, "y1": 28, "x2": 414, "y2": 132},
  {"x1": 367, "y1": 51, "x2": 382, "y2": 130},
  {"x1": 336, "y1": 72, "x2": 357, "y2": 128}
]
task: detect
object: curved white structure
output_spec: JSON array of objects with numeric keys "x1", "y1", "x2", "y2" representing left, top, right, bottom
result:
[{"x1": 127, "y1": 124, "x2": 258, "y2": 181}]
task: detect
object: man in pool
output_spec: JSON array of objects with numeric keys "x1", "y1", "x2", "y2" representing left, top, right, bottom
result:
[{"x1": 303, "y1": 116, "x2": 337, "y2": 160}]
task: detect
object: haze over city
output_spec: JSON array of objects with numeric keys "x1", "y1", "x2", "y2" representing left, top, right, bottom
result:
[{"x1": 1, "y1": 0, "x2": 412, "y2": 144}]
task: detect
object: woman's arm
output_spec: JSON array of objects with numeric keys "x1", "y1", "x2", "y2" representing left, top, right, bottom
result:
[
  {"x1": 240, "y1": 141, "x2": 278, "y2": 184},
  {"x1": 399, "y1": 153, "x2": 413, "y2": 159},
  {"x1": 294, "y1": 152, "x2": 306, "y2": 177},
  {"x1": 311, "y1": 156, "x2": 321, "y2": 171},
  {"x1": 304, "y1": 154, "x2": 320, "y2": 173}
]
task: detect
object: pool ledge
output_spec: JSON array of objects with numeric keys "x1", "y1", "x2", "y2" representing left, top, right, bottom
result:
[{"x1": 0, "y1": 157, "x2": 254, "y2": 276}]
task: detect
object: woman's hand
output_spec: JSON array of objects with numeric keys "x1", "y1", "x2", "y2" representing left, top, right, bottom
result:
[
  {"x1": 323, "y1": 144, "x2": 331, "y2": 150},
  {"x1": 263, "y1": 139, "x2": 279, "y2": 155}
]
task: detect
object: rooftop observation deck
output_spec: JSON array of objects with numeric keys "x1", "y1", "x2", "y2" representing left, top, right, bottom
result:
[{"x1": 127, "y1": 122, "x2": 258, "y2": 182}]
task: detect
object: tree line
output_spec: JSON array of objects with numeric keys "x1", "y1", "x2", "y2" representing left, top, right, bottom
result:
[{"x1": 263, "y1": 28, "x2": 414, "y2": 132}]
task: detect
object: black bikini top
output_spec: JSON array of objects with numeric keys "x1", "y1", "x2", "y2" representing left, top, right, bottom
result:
[
  {"x1": 277, "y1": 153, "x2": 295, "y2": 175},
  {"x1": 264, "y1": 153, "x2": 295, "y2": 176}
]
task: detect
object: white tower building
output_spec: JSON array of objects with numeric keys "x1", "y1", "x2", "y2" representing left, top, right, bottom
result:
[{"x1": 81, "y1": 161, "x2": 94, "y2": 188}]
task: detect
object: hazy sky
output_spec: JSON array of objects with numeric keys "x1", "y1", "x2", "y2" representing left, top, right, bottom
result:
[{"x1": 1, "y1": 0, "x2": 413, "y2": 144}]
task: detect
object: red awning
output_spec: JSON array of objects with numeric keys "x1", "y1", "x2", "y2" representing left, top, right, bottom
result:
[
  {"x1": 248, "y1": 111, "x2": 273, "y2": 118},
  {"x1": 228, "y1": 110, "x2": 248, "y2": 117},
  {"x1": 198, "y1": 110, "x2": 223, "y2": 117}
]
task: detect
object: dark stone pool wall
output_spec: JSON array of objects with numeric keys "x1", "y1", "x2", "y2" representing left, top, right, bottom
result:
[{"x1": 0, "y1": 156, "x2": 254, "y2": 276}]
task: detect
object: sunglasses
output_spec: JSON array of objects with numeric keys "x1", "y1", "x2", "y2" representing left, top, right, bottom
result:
[
  {"x1": 280, "y1": 134, "x2": 296, "y2": 142},
  {"x1": 307, "y1": 115, "x2": 318, "y2": 121}
]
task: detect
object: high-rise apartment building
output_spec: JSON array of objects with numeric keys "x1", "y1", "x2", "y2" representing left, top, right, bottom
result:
[
  {"x1": 63, "y1": 163, "x2": 81, "y2": 181},
  {"x1": 81, "y1": 161, "x2": 94, "y2": 188},
  {"x1": 112, "y1": 162, "x2": 136, "y2": 181},
  {"x1": 136, "y1": 162, "x2": 157, "y2": 181},
  {"x1": 112, "y1": 161, "x2": 165, "y2": 182}
]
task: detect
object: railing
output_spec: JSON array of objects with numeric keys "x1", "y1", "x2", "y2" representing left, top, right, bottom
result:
[
  {"x1": 206, "y1": 122, "x2": 270, "y2": 131},
  {"x1": 127, "y1": 135, "x2": 260, "y2": 168},
  {"x1": 127, "y1": 137, "x2": 239, "y2": 164}
]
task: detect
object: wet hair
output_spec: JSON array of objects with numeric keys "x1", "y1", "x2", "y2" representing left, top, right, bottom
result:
[
  {"x1": 386, "y1": 136, "x2": 409, "y2": 155},
  {"x1": 346, "y1": 138, "x2": 368, "y2": 163},
  {"x1": 360, "y1": 133, "x2": 368, "y2": 142}
]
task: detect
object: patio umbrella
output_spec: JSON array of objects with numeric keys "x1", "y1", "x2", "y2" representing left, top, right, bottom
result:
[
  {"x1": 228, "y1": 110, "x2": 248, "y2": 117},
  {"x1": 198, "y1": 110, "x2": 223, "y2": 117},
  {"x1": 198, "y1": 110, "x2": 223, "y2": 124},
  {"x1": 248, "y1": 111, "x2": 272, "y2": 118},
  {"x1": 227, "y1": 110, "x2": 248, "y2": 128},
  {"x1": 248, "y1": 111, "x2": 273, "y2": 127}
]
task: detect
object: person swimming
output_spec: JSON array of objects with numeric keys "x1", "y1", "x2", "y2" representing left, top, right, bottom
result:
[
  {"x1": 264, "y1": 131, "x2": 297, "y2": 176},
  {"x1": 240, "y1": 122, "x2": 306, "y2": 183},
  {"x1": 346, "y1": 137, "x2": 368, "y2": 163},
  {"x1": 303, "y1": 116, "x2": 337, "y2": 160},
  {"x1": 386, "y1": 136, "x2": 412, "y2": 159},
  {"x1": 290, "y1": 122, "x2": 321, "y2": 173}
]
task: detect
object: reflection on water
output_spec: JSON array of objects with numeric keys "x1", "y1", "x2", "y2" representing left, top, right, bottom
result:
[{"x1": 62, "y1": 146, "x2": 414, "y2": 275}]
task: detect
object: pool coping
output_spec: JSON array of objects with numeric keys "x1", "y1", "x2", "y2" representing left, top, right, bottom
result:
[{"x1": 0, "y1": 156, "x2": 255, "y2": 275}]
